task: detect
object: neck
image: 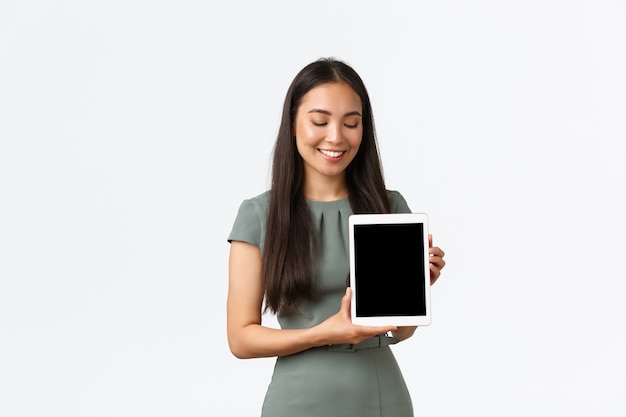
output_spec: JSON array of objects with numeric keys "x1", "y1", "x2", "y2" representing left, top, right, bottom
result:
[{"x1": 303, "y1": 173, "x2": 349, "y2": 202}]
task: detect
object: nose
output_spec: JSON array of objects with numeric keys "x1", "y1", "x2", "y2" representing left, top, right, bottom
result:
[{"x1": 326, "y1": 122, "x2": 343, "y2": 145}]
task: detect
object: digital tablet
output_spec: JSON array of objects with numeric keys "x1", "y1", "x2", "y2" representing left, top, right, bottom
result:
[{"x1": 348, "y1": 213, "x2": 431, "y2": 326}]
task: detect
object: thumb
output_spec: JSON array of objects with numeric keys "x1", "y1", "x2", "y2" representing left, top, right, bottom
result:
[{"x1": 340, "y1": 287, "x2": 352, "y2": 319}]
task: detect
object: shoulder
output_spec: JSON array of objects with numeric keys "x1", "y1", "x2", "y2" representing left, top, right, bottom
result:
[
  {"x1": 240, "y1": 190, "x2": 270, "y2": 213},
  {"x1": 228, "y1": 191, "x2": 270, "y2": 249},
  {"x1": 234, "y1": 190, "x2": 270, "y2": 229},
  {"x1": 386, "y1": 190, "x2": 412, "y2": 213}
]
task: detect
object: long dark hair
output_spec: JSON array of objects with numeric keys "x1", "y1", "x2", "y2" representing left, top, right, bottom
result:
[{"x1": 262, "y1": 58, "x2": 390, "y2": 314}]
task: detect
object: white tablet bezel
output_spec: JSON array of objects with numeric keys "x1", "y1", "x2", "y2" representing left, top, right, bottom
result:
[{"x1": 348, "y1": 212, "x2": 431, "y2": 327}]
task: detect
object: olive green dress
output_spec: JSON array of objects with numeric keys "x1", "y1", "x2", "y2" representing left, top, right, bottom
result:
[{"x1": 228, "y1": 190, "x2": 414, "y2": 417}]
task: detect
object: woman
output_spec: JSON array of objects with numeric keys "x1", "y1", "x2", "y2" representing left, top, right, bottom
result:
[{"x1": 227, "y1": 58, "x2": 446, "y2": 417}]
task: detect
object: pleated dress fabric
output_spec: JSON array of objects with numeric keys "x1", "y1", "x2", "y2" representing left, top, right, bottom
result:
[{"x1": 228, "y1": 190, "x2": 414, "y2": 417}]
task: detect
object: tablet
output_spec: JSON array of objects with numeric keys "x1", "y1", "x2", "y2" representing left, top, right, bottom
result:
[{"x1": 348, "y1": 213, "x2": 431, "y2": 326}]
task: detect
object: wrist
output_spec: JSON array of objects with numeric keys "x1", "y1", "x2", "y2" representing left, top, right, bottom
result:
[{"x1": 302, "y1": 325, "x2": 325, "y2": 348}]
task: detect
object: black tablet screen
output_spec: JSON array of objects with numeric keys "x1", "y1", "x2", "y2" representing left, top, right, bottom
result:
[{"x1": 353, "y1": 223, "x2": 426, "y2": 317}]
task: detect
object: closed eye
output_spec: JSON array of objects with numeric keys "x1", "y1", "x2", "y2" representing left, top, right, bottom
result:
[{"x1": 312, "y1": 121, "x2": 327, "y2": 127}]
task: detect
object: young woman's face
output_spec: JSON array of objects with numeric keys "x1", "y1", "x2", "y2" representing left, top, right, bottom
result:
[{"x1": 294, "y1": 82, "x2": 363, "y2": 182}]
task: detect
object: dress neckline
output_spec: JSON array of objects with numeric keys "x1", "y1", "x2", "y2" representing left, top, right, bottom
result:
[{"x1": 306, "y1": 196, "x2": 349, "y2": 204}]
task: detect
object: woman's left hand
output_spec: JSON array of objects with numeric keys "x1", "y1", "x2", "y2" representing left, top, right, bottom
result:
[
  {"x1": 428, "y1": 234, "x2": 445, "y2": 285},
  {"x1": 392, "y1": 234, "x2": 446, "y2": 342}
]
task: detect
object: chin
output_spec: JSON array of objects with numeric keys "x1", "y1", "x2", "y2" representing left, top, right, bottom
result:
[{"x1": 321, "y1": 169, "x2": 347, "y2": 178}]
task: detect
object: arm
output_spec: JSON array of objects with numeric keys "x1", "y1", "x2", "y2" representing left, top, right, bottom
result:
[
  {"x1": 227, "y1": 241, "x2": 396, "y2": 359},
  {"x1": 392, "y1": 234, "x2": 446, "y2": 341}
]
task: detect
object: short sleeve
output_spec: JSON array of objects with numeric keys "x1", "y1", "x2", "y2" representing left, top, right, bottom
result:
[
  {"x1": 388, "y1": 190, "x2": 412, "y2": 214},
  {"x1": 227, "y1": 197, "x2": 266, "y2": 249}
]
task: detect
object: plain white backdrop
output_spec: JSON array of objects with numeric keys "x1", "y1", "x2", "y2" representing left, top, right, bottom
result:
[{"x1": 1, "y1": 1, "x2": 625, "y2": 416}]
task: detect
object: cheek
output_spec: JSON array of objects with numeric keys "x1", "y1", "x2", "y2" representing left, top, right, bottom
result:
[
  {"x1": 295, "y1": 123, "x2": 316, "y2": 144},
  {"x1": 350, "y1": 129, "x2": 364, "y2": 148},
  {"x1": 295, "y1": 138, "x2": 306, "y2": 157},
  {"x1": 295, "y1": 136, "x2": 315, "y2": 160}
]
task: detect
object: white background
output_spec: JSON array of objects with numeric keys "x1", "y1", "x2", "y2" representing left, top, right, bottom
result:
[{"x1": 1, "y1": 1, "x2": 625, "y2": 416}]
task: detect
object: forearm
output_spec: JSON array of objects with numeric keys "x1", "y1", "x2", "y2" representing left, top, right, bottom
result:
[{"x1": 228, "y1": 323, "x2": 323, "y2": 359}]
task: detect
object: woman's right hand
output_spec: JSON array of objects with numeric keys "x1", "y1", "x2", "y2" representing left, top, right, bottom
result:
[
  {"x1": 310, "y1": 287, "x2": 397, "y2": 346},
  {"x1": 228, "y1": 241, "x2": 395, "y2": 358}
]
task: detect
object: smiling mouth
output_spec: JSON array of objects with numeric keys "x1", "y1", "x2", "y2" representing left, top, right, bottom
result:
[{"x1": 319, "y1": 149, "x2": 345, "y2": 158}]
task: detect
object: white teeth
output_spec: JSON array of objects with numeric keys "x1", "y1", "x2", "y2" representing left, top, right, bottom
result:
[{"x1": 320, "y1": 149, "x2": 344, "y2": 158}]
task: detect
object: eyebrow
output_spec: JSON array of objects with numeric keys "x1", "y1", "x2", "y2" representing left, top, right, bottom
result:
[{"x1": 307, "y1": 109, "x2": 362, "y2": 117}]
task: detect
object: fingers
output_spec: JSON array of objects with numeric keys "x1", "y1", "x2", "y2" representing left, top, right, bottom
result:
[
  {"x1": 428, "y1": 240, "x2": 445, "y2": 272},
  {"x1": 429, "y1": 252, "x2": 446, "y2": 269},
  {"x1": 428, "y1": 233, "x2": 445, "y2": 269},
  {"x1": 372, "y1": 325, "x2": 398, "y2": 334},
  {"x1": 429, "y1": 245, "x2": 444, "y2": 258},
  {"x1": 427, "y1": 235, "x2": 445, "y2": 285},
  {"x1": 354, "y1": 323, "x2": 397, "y2": 337}
]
